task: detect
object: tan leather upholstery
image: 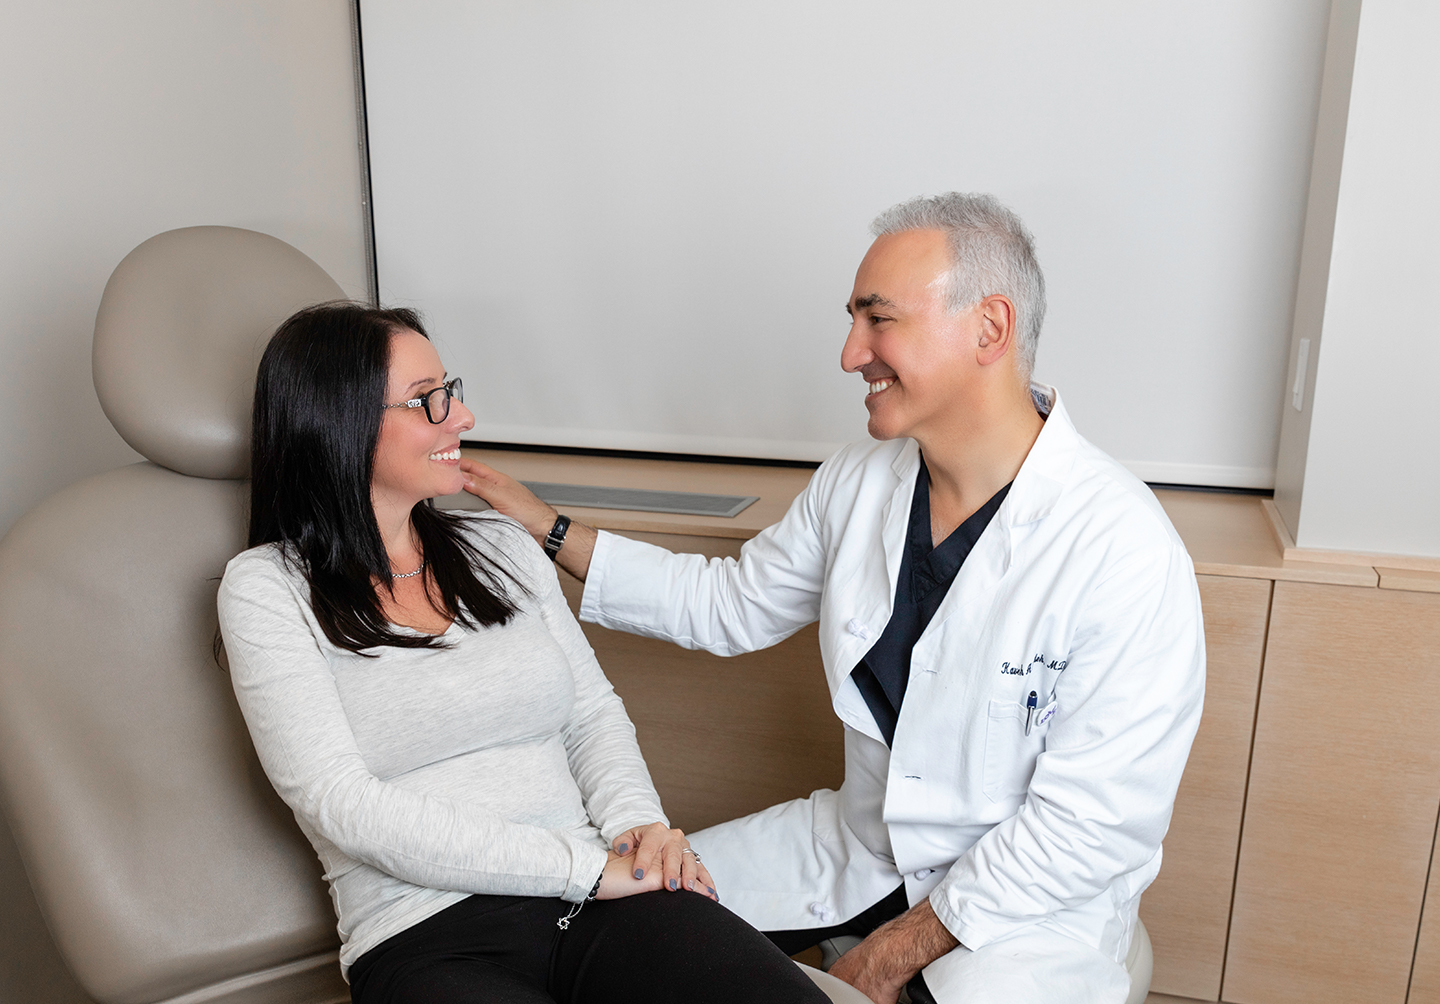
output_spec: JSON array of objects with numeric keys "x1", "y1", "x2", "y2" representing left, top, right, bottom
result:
[
  {"x1": 0, "y1": 225, "x2": 879, "y2": 1004},
  {"x1": 0, "y1": 465, "x2": 342, "y2": 1003},
  {"x1": 93, "y1": 226, "x2": 343, "y2": 480},
  {"x1": 0, "y1": 228, "x2": 347, "y2": 1004}
]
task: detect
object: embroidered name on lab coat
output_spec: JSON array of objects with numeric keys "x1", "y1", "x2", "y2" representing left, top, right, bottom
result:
[{"x1": 999, "y1": 652, "x2": 1068, "y2": 676}]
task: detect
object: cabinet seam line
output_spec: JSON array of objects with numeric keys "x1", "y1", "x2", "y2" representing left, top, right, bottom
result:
[
  {"x1": 1217, "y1": 577, "x2": 1275, "y2": 999},
  {"x1": 1405, "y1": 796, "x2": 1440, "y2": 1004}
]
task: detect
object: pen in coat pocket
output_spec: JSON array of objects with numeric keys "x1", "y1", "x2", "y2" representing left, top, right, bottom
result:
[{"x1": 1024, "y1": 691, "x2": 1038, "y2": 736}]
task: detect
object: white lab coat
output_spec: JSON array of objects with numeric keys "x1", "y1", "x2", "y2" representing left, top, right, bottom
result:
[{"x1": 578, "y1": 386, "x2": 1204, "y2": 993}]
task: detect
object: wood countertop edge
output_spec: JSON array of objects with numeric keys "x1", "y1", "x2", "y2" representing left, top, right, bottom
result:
[
  {"x1": 547, "y1": 510, "x2": 1388, "y2": 586},
  {"x1": 454, "y1": 448, "x2": 1424, "y2": 588},
  {"x1": 1376, "y1": 567, "x2": 1440, "y2": 593},
  {"x1": 1193, "y1": 561, "x2": 1380, "y2": 588}
]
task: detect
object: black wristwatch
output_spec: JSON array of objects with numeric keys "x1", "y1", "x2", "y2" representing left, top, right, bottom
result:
[{"x1": 543, "y1": 514, "x2": 572, "y2": 561}]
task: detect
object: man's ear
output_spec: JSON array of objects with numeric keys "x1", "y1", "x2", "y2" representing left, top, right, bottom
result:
[{"x1": 975, "y1": 294, "x2": 1017, "y2": 366}]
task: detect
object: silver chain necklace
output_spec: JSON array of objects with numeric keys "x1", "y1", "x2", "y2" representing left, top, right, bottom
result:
[{"x1": 392, "y1": 560, "x2": 425, "y2": 579}]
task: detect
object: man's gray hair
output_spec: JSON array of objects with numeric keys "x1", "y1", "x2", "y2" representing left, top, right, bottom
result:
[{"x1": 870, "y1": 193, "x2": 1046, "y2": 377}]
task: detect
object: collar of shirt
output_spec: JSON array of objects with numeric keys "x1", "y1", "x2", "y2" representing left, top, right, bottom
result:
[
  {"x1": 907, "y1": 461, "x2": 1012, "y2": 603},
  {"x1": 852, "y1": 460, "x2": 1013, "y2": 746}
]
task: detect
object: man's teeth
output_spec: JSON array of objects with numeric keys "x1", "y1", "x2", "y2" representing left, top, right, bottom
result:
[
  {"x1": 868, "y1": 379, "x2": 894, "y2": 394},
  {"x1": 429, "y1": 449, "x2": 461, "y2": 461}
]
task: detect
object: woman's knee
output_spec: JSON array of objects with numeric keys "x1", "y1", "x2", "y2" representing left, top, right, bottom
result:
[{"x1": 558, "y1": 892, "x2": 829, "y2": 1002}]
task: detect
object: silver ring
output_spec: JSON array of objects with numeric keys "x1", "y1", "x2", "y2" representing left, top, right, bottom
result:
[{"x1": 682, "y1": 848, "x2": 701, "y2": 862}]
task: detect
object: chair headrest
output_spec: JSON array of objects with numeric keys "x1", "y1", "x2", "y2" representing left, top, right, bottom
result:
[{"x1": 93, "y1": 226, "x2": 346, "y2": 479}]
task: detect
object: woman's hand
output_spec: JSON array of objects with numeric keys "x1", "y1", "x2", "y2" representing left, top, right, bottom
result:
[
  {"x1": 595, "y1": 848, "x2": 664, "y2": 900},
  {"x1": 458, "y1": 460, "x2": 557, "y2": 543},
  {"x1": 611, "y1": 823, "x2": 718, "y2": 902}
]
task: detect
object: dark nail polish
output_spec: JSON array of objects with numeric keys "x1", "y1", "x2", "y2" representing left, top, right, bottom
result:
[
  {"x1": 707, "y1": 886, "x2": 716, "y2": 897},
  {"x1": 669, "y1": 879, "x2": 678, "y2": 890},
  {"x1": 617, "y1": 843, "x2": 629, "y2": 854},
  {"x1": 634, "y1": 868, "x2": 644, "y2": 879}
]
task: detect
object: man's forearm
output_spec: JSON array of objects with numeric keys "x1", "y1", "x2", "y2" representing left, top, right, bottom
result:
[
  {"x1": 870, "y1": 899, "x2": 960, "y2": 985},
  {"x1": 553, "y1": 519, "x2": 597, "y2": 581},
  {"x1": 829, "y1": 898, "x2": 959, "y2": 1003}
]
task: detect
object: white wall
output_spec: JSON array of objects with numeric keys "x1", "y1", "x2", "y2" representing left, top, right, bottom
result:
[
  {"x1": 0, "y1": 0, "x2": 370, "y2": 541},
  {"x1": 0, "y1": 5, "x2": 367, "y2": 1002},
  {"x1": 362, "y1": 0, "x2": 1330, "y2": 487},
  {"x1": 1278, "y1": 0, "x2": 1440, "y2": 557}
]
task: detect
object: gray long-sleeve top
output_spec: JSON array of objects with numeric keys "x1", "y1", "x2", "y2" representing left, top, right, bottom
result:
[{"x1": 217, "y1": 512, "x2": 666, "y2": 973}]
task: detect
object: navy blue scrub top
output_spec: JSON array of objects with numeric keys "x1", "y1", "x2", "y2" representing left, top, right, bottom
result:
[{"x1": 850, "y1": 461, "x2": 1012, "y2": 747}]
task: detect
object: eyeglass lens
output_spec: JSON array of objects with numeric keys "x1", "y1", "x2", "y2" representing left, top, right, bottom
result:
[{"x1": 423, "y1": 378, "x2": 462, "y2": 424}]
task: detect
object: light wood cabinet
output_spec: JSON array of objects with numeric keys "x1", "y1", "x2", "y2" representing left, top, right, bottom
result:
[
  {"x1": 1223, "y1": 582, "x2": 1440, "y2": 1004},
  {"x1": 1409, "y1": 826, "x2": 1440, "y2": 1004},
  {"x1": 1141, "y1": 575, "x2": 1271, "y2": 1000}
]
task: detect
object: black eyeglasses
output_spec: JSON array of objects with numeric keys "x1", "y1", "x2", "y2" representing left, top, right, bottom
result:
[{"x1": 383, "y1": 377, "x2": 463, "y2": 424}]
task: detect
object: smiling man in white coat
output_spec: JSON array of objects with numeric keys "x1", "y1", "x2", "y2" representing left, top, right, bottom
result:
[{"x1": 462, "y1": 193, "x2": 1205, "y2": 1004}]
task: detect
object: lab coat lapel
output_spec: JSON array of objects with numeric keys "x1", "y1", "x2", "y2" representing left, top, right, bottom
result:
[
  {"x1": 881, "y1": 441, "x2": 921, "y2": 595},
  {"x1": 830, "y1": 442, "x2": 919, "y2": 742},
  {"x1": 1006, "y1": 383, "x2": 1075, "y2": 524}
]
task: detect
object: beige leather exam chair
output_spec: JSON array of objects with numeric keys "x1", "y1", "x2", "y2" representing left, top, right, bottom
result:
[{"x1": 0, "y1": 226, "x2": 870, "y2": 1004}]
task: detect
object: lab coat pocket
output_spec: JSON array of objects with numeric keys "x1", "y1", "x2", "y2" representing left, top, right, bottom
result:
[{"x1": 983, "y1": 698, "x2": 1047, "y2": 803}]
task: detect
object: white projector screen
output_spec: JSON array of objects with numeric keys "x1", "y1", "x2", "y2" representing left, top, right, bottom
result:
[{"x1": 360, "y1": 1, "x2": 1330, "y2": 488}]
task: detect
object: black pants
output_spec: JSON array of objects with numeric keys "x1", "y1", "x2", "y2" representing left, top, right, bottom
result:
[
  {"x1": 349, "y1": 890, "x2": 830, "y2": 1004},
  {"x1": 764, "y1": 884, "x2": 937, "y2": 1004}
]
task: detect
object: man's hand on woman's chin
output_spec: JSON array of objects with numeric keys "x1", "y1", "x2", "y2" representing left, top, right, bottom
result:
[
  {"x1": 458, "y1": 457, "x2": 600, "y2": 580},
  {"x1": 458, "y1": 459, "x2": 557, "y2": 543}
]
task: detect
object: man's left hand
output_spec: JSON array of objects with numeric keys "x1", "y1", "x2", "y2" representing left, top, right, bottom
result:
[
  {"x1": 458, "y1": 460, "x2": 556, "y2": 543},
  {"x1": 828, "y1": 899, "x2": 959, "y2": 1004}
]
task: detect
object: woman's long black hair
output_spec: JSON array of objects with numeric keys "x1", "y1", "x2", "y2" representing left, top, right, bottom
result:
[{"x1": 249, "y1": 301, "x2": 520, "y2": 654}]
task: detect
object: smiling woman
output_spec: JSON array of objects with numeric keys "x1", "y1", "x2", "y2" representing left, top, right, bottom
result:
[
  {"x1": 376, "y1": 341, "x2": 470, "y2": 515},
  {"x1": 371, "y1": 330, "x2": 478, "y2": 633},
  {"x1": 247, "y1": 303, "x2": 515, "y2": 650},
  {"x1": 218, "y1": 301, "x2": 829, "y2": 1004}
]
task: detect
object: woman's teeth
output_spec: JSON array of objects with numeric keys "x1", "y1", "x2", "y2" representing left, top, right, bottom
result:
[
  {"x1": 429, "y1": 449, "x2": 461, "y2": 461},
  {"x1": 868, "y1": 379, "x2": 894, "y2": 395}
]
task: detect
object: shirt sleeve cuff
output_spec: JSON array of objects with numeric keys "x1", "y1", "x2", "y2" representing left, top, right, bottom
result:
[
  {"x1": 929, "y1": 883, "x2": 1015, "y2": 953},
  {"x1": 928, "y1": 885, "x2": 963, "y2": 939},
  {"x1": 577, "y1": 530, "x2": 618, "y2": 625},
  {"x1": 564, "y1": 839, "x2": 610, "y2": 904}
]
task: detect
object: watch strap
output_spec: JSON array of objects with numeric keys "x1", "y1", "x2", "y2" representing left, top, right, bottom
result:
[{"x1": 543, "y1": 514, "x2": 572, "y2": 561}]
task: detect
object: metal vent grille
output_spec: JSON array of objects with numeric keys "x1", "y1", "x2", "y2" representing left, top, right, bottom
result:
[{"x1": 520, "y1": 482, "x2": 758, "y2": 518}]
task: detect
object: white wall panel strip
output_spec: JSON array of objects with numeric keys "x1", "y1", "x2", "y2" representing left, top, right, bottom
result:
[{"x1": 1292, "y1": 0, "x2": 1440, "y2": 557}]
